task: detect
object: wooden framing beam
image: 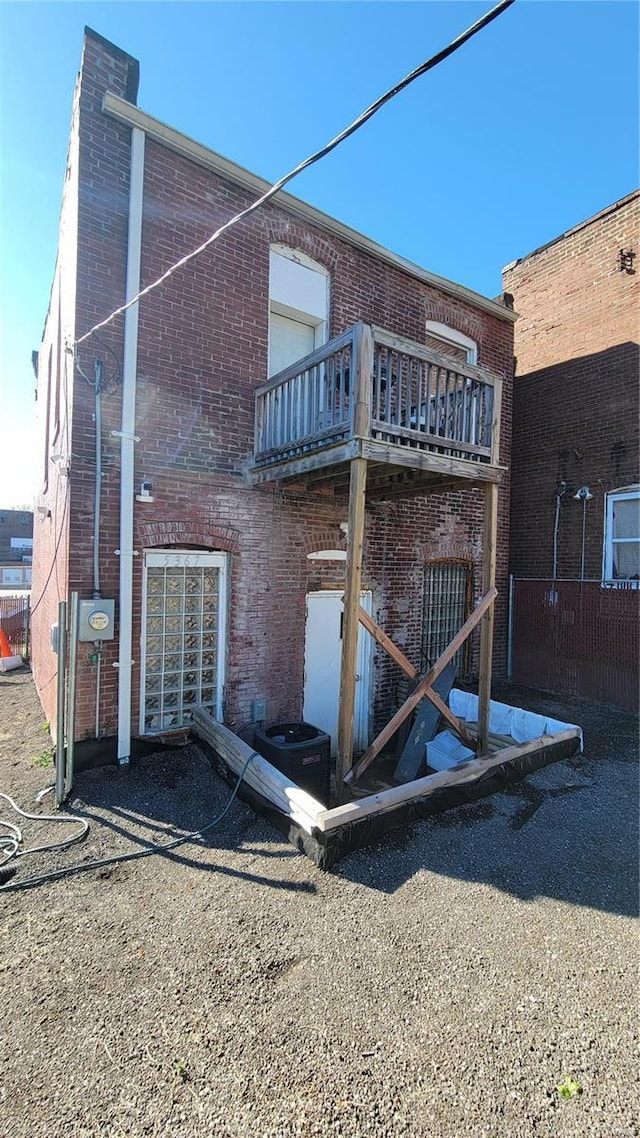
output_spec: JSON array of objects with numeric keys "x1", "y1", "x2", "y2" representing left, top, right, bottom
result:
[
  {"x1": 336, "y1": 329, "x2": 372, "y2": 787},
  {"x1": 366, "y1": 477, "x2": 472, "y2": 503},
  {"x1": 193, "y1": 710, "x2": 581, "y2": 858},
  {"x1": 357, "y1": 606, "x2": 417, "y2": 680},
  {"x1": 337, "y1": 457, "x2": 368, "y2": 788},
  {"x1": 421, "y1": 686, "x2": 475, "y2": 750},
  {"x1": 192, "y1": 711, "x2": 325, "y2": 834},
  {"x1": 358, "y1": 438, "x2": 504, "y2": 484},
  {"x1": 478, "y1": 482, "x2": 499, "y2": 754},
  {"x1": 345, "y1": 586, "x2": 496, "y2": 784},
  {"x1": 356, "y1": 607, "x2": 475, "y2": 748},
  {"x1": 318, "y1": 729, "x2": 581, "y2": 834}
]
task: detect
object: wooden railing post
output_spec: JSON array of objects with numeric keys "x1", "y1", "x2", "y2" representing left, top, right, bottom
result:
[
  {"x1": 352, "y1": 323, "x2": 373, "y2": 439},
  {"x1": 490, "y1": 376, "x2": 503, "y2": 466}
]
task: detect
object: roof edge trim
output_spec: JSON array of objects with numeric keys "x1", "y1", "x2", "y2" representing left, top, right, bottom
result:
[{"x1": 102, "y1": 91, "x2": 517, "y2": 324}]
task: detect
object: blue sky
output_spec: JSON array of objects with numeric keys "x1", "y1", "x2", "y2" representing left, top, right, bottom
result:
[{"x1": 0, "y1": 0, "x2": 638, "y2": 507}]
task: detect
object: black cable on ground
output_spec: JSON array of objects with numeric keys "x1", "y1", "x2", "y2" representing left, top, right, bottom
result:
[{"x1": 0, "y1": 753, "x2": 254, "y2": 895}]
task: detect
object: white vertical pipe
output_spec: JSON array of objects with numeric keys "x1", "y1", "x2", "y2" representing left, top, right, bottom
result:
[
  {"x1": 117, "y1": 126, "x2": 145, "y2": 764},
  {"x1": 64, "y1": 591, "x2": 79, "y2": 797},
  {"x1": 55, "y1": 601, "x2": 67, "y2": 808}
]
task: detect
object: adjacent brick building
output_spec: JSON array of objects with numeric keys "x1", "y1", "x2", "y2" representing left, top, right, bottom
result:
[
  {"x1": 0, "y1": 509, "x2": 33, "y2": 591},
  {"x1": 32, "y1": 30, "x2": 515, "y2": 758},
  {"x1": 503, "y1": 192, "x2": 639, "y2": 710}
]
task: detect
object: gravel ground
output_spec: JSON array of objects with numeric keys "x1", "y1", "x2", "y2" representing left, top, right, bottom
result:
[{"x1": 0, "y1": 666, "x2": 638, "y2": 1138}]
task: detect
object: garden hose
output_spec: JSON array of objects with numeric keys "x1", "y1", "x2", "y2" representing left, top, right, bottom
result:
[{"x1": 0, "y1": 753, "x2": 254, "y2": 894}]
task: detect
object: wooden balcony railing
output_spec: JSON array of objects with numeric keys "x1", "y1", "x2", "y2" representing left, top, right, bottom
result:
[{"x1": 253, "y1": 322, "x2": 502, "y2": 471}]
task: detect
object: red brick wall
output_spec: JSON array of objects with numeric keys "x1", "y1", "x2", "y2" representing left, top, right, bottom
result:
[
  {"x1": 35, "y1": 30, "x2": 514, "y2": 743},
  {"x1": 503, "y1": 194, "x2": 639, "y2": 580}
]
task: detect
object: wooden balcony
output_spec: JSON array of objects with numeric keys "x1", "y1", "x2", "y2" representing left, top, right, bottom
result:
[{"x1": 250, "y1": 322, "x2": 504, "y2": 498}]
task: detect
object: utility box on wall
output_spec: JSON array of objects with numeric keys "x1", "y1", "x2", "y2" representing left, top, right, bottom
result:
[{"x1": 78, "y1": 599, "x2": 116, "y2": 641}]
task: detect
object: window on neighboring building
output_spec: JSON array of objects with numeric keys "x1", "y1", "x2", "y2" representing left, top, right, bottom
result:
[
  {"x1": 425, "y1": 320, "x2": 477, "y2": 365},
  {"x1": 268, "y1": 246, "x2": 329, "y2": 377},
  {"x1": 603, "y1": 486, "x2": 640, "y2": 582}
]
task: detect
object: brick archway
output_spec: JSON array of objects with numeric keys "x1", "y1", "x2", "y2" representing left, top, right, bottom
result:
[
  {"x1": 303, "y1": 528, "x2": 347, "y2": 556},
  {"x1": 138, "y1": 519, "x2": 240, "y2": 554}
]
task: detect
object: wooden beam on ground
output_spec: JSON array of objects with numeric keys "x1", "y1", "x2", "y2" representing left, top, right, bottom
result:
[
  {"x1": 357, "y1": 606, "x2": 475, "y2": 750},
  {"x1": 345, "y1": 586, "x2": 496, "y2": 784},
  {"x1": 318, "y1": 729, "x2": 581, "y2": 834},
  {"x1": 478, "y1": 481, "x2": 498, "y2": 754},
  {"x1": 192, "y1": 710, "x2": 325, "y2": 835}
]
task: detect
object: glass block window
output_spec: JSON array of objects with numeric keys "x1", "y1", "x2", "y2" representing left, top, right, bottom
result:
[
  {"x1": 422, "y1": 558, "x2": 473, "y2": 679},
  {"x1": 141, "y1": 551, "x2": 227, "y2": 734}
]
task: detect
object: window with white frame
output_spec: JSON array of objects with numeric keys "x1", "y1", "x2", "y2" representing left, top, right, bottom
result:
[
  {"x1": 425, "y1": 320, "x2": 477, "y2": 364},
  {"x1": 268, "y1": 246, "x2": 329, "y2": 377},
  {"x1": 603, "y1": 486, "x2": 640, "y2": 582}
]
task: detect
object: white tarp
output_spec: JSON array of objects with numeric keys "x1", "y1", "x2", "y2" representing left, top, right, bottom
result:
[{"x1": 448, "y1": 689, "x2": 583, "y2": 749}]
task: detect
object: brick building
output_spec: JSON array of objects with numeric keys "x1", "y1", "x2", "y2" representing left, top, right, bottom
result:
[
  {"x1": 503, "y1": 192, "x2": 639, "y2": 710},
  {"x1": 32, "y1": 30, "x2": 515, "y2": 763},
  {"x1": 0, "y1": 508, "x2": 33, "y2": 591}
]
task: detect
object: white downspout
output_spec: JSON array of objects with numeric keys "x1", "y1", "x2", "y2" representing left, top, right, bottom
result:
[{"x1": 116, "y1": 126, "x2": 145, "y2": 764}]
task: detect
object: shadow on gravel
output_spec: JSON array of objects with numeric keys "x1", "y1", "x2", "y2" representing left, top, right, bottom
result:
[
  {"x1": 337, "y1": 687, "x2": 639, "y2": 917},
  {"x1": 67, "y1": 744, "x2": 317, "y2": 896}
]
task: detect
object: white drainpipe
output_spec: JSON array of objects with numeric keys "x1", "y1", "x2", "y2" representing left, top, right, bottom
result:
[{"x1": 116, "y1": 125, "x2": 145, "y2": 764}]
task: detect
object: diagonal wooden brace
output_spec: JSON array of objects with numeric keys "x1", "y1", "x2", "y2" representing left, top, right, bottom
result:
[
  {"x1": 356, "y1": 606, "x2": 476, "y2": 751},
  {"x1": 345, "y1": 586, "x2": 497, "y2": 784},
  {"x1": 357, "y1": 606, "x2": 418, "y2": 680}
]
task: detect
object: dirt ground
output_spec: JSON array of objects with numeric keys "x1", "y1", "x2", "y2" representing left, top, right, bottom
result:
[{"x1": 0, "y1": 665, "x2": 638, "y2": 1138}]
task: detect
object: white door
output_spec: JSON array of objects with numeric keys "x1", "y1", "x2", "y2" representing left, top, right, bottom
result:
[
  {"x1": 140, "y1": 551, "x2": 227, "y2": 734},
  {"x1": 303, "y1": 590, "x2": 372, "y2": 757}
]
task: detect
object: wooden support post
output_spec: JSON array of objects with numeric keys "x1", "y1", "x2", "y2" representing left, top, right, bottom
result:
[
  {"x1": 346, "y1": 586, "x2": 496, "y2": 784},
  {"x1": 336, "y1": 324, "x2": 373, "y2": 789},
  {"x1": 337, "y1": 457, "x2": 368, "y2": 787},
  {"x1": 478, "y1": 481, "x2": 498, "y2": 754}
]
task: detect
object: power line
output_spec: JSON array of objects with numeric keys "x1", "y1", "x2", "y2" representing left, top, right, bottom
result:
[{"x1": 75, "y1": 0, "x2": 514, "y2": 349}]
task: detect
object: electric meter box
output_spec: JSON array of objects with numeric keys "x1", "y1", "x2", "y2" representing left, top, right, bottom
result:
[{"x1": 78, "y1": 599, "x2": 116, "y2": 641}]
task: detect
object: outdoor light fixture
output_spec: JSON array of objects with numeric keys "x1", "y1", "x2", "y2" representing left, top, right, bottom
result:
[
  {"x1": 50, "y1": 454, "x2": 70, "y2": 475},
  {"x1": 136, "y1": 481, "x2": 155, "y2": 504},
  {"x1": 573, "y1": 486, "x2": 593, "y2": 501},
  {"x1": 617, "y1": 248, "x2": 636, "y2": 274}
]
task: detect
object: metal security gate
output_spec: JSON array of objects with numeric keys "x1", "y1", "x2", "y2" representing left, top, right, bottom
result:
[
  {"x1": 140, "y1": 551, "x2": 227, "y2": 734},
  {"x1": 422, "y1": 558, "x2": 472, "y2": 678}
]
